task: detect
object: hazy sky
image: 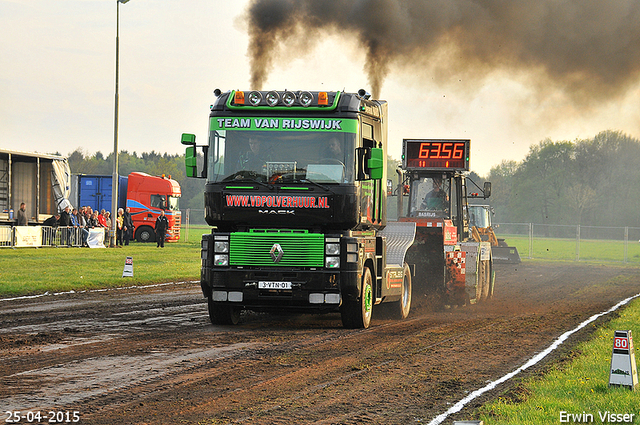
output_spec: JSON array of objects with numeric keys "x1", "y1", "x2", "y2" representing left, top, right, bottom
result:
[{"x1": 1, "y1": 0, "x2": 639, "y2": 176}]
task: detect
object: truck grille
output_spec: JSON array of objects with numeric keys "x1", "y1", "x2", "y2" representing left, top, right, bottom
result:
[{"x1": 230, "y1": 230, "x2": 324, "y2": 267}]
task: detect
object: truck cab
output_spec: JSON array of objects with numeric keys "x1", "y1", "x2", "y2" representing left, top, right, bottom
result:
[
  {"x1": 126, "y1": 172, "x2": 181, "y2": 242},
  {"x1": 182, "y1": 89, "x2": 415, "y2": 328}
]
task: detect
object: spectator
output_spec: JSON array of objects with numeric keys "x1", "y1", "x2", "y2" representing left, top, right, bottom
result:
[
  {"x1": 98, "y1": 209, "x2": 107, "y2": 228},
  {"x1": 42, "y1": 213, "x2": 59, "y2": 246},
  {"x1": 59, "y1": 206, "x2": 72, "y2": 246},
  {"x1": 17, "y1": 202, "x2": 27, "y2": 226},
  {"x1": 116, "y1": 208, "x2": 124, "y2": 246},
  {"x1": 155, "y1": 210, "x2": 169, "y2": 248},
  {"x1": 123, "y1": 207, "x2": 134, "y2": 245},
  {"x1": 83, "y1": 206, "x2": 92, "y2": 223},
  {"x1": 76, "y1": 207, "x2": 89, "y2": 247},
  {"x1": 43, "y1": 213, "x2": 59, "y2": 228},
  {"x1": 87, "y1": 211, "x2": 100, "y2": 228},
  {"x1": 70, "y1": 208, "x2": 80, "y2": 246}
]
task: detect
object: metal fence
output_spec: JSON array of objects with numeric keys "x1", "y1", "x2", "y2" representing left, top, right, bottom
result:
[
  {"x1": 495, "y1": 222, "x2": 640, "y2": 264},
  {"x1": 0, "y1": 226, "x2": 88, "y2": 248}
]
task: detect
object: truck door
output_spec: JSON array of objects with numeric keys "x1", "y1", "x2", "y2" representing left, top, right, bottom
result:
[{"x1": 359, "y1": 120, "x2": 384, "y2": 225}]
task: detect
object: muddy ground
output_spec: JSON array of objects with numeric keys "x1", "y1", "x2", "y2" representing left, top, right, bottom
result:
[{"x1": 1, "y1": 262, "x2": 640, "y2": 424}]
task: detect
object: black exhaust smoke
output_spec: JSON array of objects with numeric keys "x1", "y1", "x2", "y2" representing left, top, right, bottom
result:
[{"x1": 244, "y1": 0, "x2": 640, "y2": 102}]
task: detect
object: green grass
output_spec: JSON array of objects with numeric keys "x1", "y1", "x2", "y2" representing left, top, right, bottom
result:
[
  {"x1": 0, "y1": 225, "x2": 212, "y2": 297},
  {"x1": 501, "y1": 235, "x2": 640, "y2": 264},
  {"x1": 477, "y1": 298, "x2": 640, "y2": 424}
]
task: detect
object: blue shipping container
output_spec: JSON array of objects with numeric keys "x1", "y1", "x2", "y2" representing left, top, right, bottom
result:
[{"x1": 76, "y1": 175, "x2": 128, "y2": 213}]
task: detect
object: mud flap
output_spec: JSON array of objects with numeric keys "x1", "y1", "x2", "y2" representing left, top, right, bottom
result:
[{"x1": 445, "y1": 251, "x2": 467, "y2": 305}]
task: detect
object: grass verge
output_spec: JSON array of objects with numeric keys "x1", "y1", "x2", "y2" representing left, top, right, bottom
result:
[
  {"x1": 477, "y1": 298, "x2": 640, "y2": 424},
  {"x1": 0, "y1": 226, "x2": 211, "y2": 297},
  {"x1": 501, "y1": 234, "x2": 640, "y2": 264}
]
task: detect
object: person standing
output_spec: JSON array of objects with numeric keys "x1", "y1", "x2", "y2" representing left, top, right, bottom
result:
[
  {"x1": 17, "y1": 202, "x2": 27, "y2": 226},
  {"x1": 123, "y1": 207, "x2": 134, "y2": 245},
  {"x1": 116, "y1": 208, "x2": 125, "y2": 246},
  {"x1": 59, "y1": 206, "x2": 72, "y2": 246},
  {"x1": 70, "y1": 208, "x2": 80, "y2": 246},
  {"x1": 155, "y1": 210, "x2": 169, "y2": 248}
]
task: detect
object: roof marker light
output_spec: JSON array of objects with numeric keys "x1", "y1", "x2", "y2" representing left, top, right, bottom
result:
[
  {"x1": 248, "y1": 91, "x2": 262, "y2": 106},
  {"x1": 282, "y1": 91, "x2": 296, "y2": 106},
  {"x1": 299, "y1": 91, "x2": 313, "y2": 107},
  {"x1": 234, "y1": 91, "x2": 245, "y2": 105},
  {"x1": 318, "y1": 92, "x2": 328, "y2": 105},
  {"x1": 266, "y1": 91, "x2": 279, "y2": 106}
]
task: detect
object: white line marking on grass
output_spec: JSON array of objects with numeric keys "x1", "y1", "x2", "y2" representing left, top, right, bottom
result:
[
  {"x1": 0, "y1": 281, "x2": 199, "y2": 302},
  {"x1": 426, "y1": 292, "x2": 640, "y2": 425}
]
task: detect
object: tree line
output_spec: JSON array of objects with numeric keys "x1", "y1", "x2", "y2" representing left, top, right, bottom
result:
[{"x1": 485, "y1": 130, "x2": 640, "y2": 229}]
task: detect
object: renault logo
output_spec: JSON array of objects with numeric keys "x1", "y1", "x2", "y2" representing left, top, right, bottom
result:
[{"x1": 270, "y1": 243, "x2": 284, "y2": 263}]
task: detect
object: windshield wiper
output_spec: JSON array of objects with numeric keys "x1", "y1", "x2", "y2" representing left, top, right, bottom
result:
[
  {"x1": 236, "y1": 177, "x2": 269, "y2": 188},
  {"x1": 223, "y1": 172, "x2": 270, "y2": 188},
  {"x1": 300, "y1": 179, "x2": 331, "y2": 191}
]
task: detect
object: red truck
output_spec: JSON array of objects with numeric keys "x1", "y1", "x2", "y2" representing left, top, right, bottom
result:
[{"x1": 71, "y1": 172, "x2": 182, "y2": 242}]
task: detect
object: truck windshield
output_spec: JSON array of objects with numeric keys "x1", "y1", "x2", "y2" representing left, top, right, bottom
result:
[
  {"x1": 207, "y1": 130, "x2": 356, "y2": 185},
  {"x1": 167, "y1": 196, "x2": 179, "y2": 211},
  {"x1": 150, "y1": 195, "x2": 180, "y2": 211},
  {"x1": 409, "y1": 175, "x2": 450, "y2": 217},
  {"x1": 469, "y1": 206, "x2": 490, "y2": 228}
]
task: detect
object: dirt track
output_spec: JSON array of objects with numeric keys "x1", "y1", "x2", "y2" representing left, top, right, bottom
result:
[{"x1": 1, "y1": 262, "x2": 640, "y2": 424}]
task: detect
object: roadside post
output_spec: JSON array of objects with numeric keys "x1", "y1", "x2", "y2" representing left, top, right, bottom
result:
[
  {"x1": 609, "y1": 330, "x2": 638, "y2": 390},
  {"x1": 122, "y1": 256, "x2": 134, "y2": 277}
]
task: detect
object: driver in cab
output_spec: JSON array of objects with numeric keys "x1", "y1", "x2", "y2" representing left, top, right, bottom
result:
[
  {"x1": 420, "y1": 176, "x2": 449, "y2": 210},
  {"x1": 237, "y1": 137, "x2": 271, "y2": 173}
]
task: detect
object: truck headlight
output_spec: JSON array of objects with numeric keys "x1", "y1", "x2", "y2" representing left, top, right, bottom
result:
[
  {"x1": 325, "y1": 256, "x2": 340, "y2": 269},
  {"x1": 214, "y1": 241, "x2": 229, "y2": 253},
  {"x1": 214, "y1": 254, "x2": 229, "y2": 266},
  {"x1": 325, "y1": 243, "x2": 340, "y2": 256}
]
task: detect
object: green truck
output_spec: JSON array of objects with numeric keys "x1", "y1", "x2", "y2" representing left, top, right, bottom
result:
[{"x1": 181, "y1": 89, "x2": 416, "y2": 328}]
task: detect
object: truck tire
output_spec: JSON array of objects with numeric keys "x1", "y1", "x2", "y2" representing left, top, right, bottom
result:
[
  {"x1": 135, "y1": 226, "x2": 156, "y2": 243},
  {"x1": 487, "y1": 261, "x2": 495, "y2": 300},
  {"x1": 479, "y1": 260, "x2": 489, "y2": 301},
  {"x1": 379, "y1": 262, "x2": 412, "y2": 320},
  {"x1": 340, "y1": 267, "x2": 373, "y2": 329},
  {"x1": 397, "y1": 263, "x2": 412, "y2": 319},
  {"x1": 208, "y1": 296, "x2": 241, "y2": 325}
]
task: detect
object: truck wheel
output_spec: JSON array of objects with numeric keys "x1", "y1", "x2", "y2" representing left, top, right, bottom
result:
[
  {"x1": 135, "y1": 226, "x2": 156, "y2": 243},
  {"x1": 208, "y1": 296, "x2": 240, "y2": 325},
  {"x1": 479, "y1": 260, "x2": 489, "y2": 302},
  {"x1": 487, "y1": 261, "x2": 495, "y2": 300},
  {"x1": 397, "y1": 263, "x2": 412, "y2": 319},
  {"x1": 341, "y1": 267, "x2": 373, "y2": 329}
]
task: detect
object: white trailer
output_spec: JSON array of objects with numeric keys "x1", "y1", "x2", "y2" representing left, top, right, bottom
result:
[{"x1": 0, "y1": 149, "x2": 72, "y2": 225}]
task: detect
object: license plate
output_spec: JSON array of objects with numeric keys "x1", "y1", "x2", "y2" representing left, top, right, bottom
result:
[{"x1": 258, "y1": 281, "x2": 292, "y2": 290}]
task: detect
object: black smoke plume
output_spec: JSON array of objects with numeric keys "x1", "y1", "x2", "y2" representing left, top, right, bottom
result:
[{"x1": 245, "y1": 0, "x2": 640, "y2": 101}]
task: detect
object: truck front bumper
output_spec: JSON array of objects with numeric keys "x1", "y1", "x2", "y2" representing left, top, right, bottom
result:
[{"x1": 201, "y1": 267, "x2": 360, "y2": 313}]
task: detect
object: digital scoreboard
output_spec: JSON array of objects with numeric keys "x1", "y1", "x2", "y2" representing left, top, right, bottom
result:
[{"x1": 402, "y1": 139, "x2": 470, "y2": 171}]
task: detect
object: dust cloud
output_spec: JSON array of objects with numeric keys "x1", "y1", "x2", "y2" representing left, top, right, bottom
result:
[{"x1": 244, "y1": 0, "x2": 640, "y2": 102}]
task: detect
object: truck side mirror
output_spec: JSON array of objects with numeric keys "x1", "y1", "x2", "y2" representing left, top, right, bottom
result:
[
  {"x1": 367, "y1": 147, "x2": 384, "y2": 180},
  {"x1": 182, "y1": 133, "x2": 198, "y2": 178},
  {"x1": 181, "y1": 133, "x2": 196, "y2": 146},
  {"x1": 483, "y1": 182, "x2": 492, "y2": 198},
  {"x1": 185, "y1": 146, "x2": 198, "y2": 178}
]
